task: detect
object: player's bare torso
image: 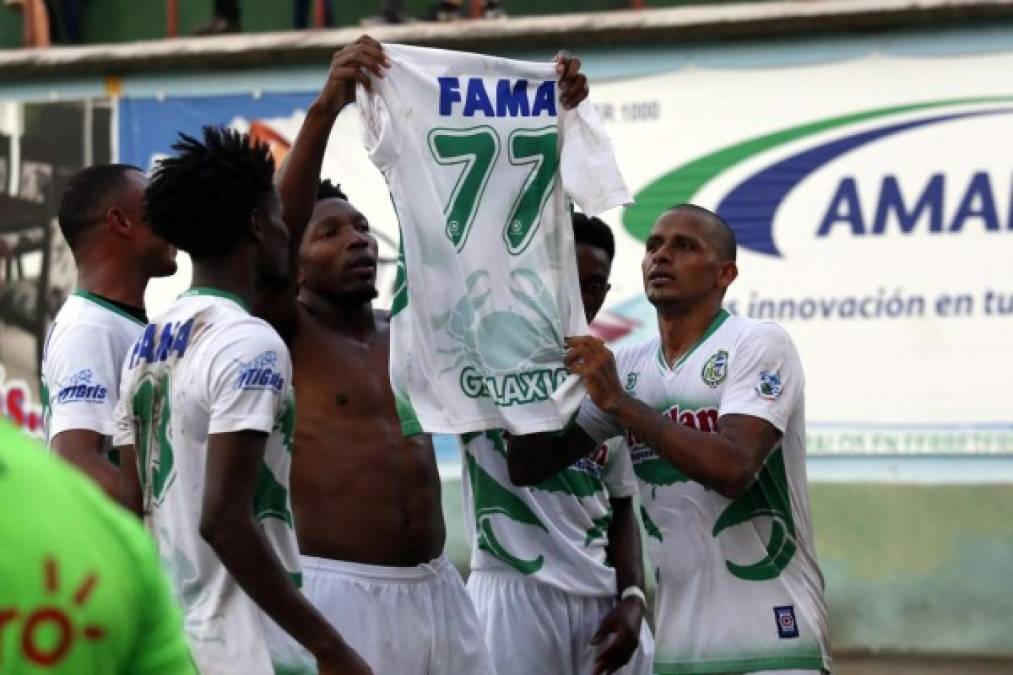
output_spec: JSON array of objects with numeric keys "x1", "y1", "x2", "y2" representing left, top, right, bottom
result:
[{"x1": 289, "y1": 305, "x2": 445, "y2": 566}]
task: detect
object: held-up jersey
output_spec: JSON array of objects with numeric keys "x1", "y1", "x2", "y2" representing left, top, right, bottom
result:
[
  {"x1": 460, "y1": 431, "x2": 637, "y2": 597},
  {"x1": 357, "y1": 43, "x2": 631, "y2": 436},
  {"x1": 113, "y1": 289, "x2": 307, "y2": 675},
  {"x1": 42, "y1": 290, "x2": 145, "y2": 449},
  {"x1": 577, "y1": 311, "x2": 832, "y2": 674}
]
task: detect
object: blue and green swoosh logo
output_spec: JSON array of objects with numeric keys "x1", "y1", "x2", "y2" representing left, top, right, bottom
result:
[{"x1": 623, "y1": 96, "x2": 1013, "y2": 257}]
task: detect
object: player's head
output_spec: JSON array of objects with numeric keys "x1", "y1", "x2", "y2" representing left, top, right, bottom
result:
[
  {"x1": 642, "y1": 204, "x2": 737, "y2": 313},
  {"x1": 145, "y1": 127, "x2": 289, "y2": 286},
  {"x1": 298, "y1": 179, "x2": 379, "y2": 306},
  {"x1": 58, "y1": 163, "x2": 177, "y2": 278},
  {"x1": 572, "y1": 212, "x2": 614, "y2": 323}
]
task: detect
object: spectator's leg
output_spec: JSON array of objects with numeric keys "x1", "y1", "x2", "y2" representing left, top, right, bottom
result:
[
  {"x1": 61, "y1": 0, "x2": 81, "y2": 43},
  {"x1": 294, "y1": 0, "x2": 310, "y2": 28},
  {"x1": 24, "y1": 0, "x2": 52, "y2": 47},
  {"x1": 215, "y1": 0, "x2": 240, "y2": 23}
]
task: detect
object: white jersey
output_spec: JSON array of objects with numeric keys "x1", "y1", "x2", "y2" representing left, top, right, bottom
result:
[
  {"x1": 460, "y1": 431, "x2": 637, "y2": 597},
  {"x1": 577, "y1": 311, "x2": 832, "y2": 674},
  {"x1": 358, "y1": 43, "x2": 630, "y2": 436},
  {"x1": 42, "y1": 290, "x2": 145, "y2": 448},
  {"x1": 113, "y1": 289, "x2": 307, "y2": 675}
]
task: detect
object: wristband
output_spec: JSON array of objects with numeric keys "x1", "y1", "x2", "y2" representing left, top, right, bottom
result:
[{"x1": 620, "y1": 586, "x2": 646, "y2": 607}]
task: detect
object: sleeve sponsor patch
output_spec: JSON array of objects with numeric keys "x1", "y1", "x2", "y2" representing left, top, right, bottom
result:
[
  {"x1": 234, "y1": 351, "x2": 286, "y2": 393},
  {"x1": 54, "y1": 369, "x2": 109, "y2": 405},
  {"x1": 756, "y1": 370, "x2": 783, "y2": 400}
]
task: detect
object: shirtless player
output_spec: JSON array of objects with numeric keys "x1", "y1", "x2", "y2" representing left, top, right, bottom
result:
[{"x1": 258, "y1": 36, "x2": 589, "y2": 673}]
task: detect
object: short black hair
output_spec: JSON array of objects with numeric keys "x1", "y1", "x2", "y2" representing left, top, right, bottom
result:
[
  {"x1": 58, "y1": 163, "x2": 143, "y2": 250},
  {"x1": 667, "y1": 203, "x2": 737, "y2": 262},
  {"x1": 572, "y1": 212, "x2": 615, "y2": 261},
  {"x1": 317, "y1": 179, "x2": 348, "y2": 202},
  {"x1": 145, "y1": 126, "x2": 275, "y2": 260}
]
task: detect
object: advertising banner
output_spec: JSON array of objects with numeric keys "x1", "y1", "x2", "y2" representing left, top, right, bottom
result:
[{"x1": 115, "y1": 48, "x2": 1013, "y2": 455}]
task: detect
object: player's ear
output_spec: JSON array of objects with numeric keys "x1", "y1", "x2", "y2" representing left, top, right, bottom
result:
[
  {"x1": 106, "y1": 205, "x2": 132, "y2": 238},
  {"x1": 717, "y1": 260, "x2": 738, "y2": 290},
  {"x1": 248, "y1": 208, "x2": 265, "y2": 243}
]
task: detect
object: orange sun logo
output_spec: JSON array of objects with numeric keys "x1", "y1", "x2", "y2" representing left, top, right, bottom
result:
[{"x1": 0, "y1": 557, "x2": 106, "y2": 667}]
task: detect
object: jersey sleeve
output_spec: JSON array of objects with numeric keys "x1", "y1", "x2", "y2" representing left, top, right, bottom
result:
[
  {"x1": 112, "y1": 358, "x2": 135, "y2": 448},
  {"x1": 45, "y1": 321, "x2": 124, "y2": 440},
  {"x1": 559, "y1": 101, "x2": 632, "y2": 217},
  {"x1": 602, "y1": 437, "x2": 637, "y2": 498},
  {"x1": 357, "y1": 69, "x2": 403, "y2": 171},
  {"x1": 576, "y1": 397, "x2": 621, "y2": 446},
  {"x1": 719, "y1": 322, "x2": 804, "y2": 433},
  {"x1": 206, "y1": 327, "x2": 291, "y2": 436}
]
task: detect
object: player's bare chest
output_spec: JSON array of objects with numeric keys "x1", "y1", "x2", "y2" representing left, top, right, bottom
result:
[{"x1": 291, "y1": 328, "x2": 392, "y2": 413}]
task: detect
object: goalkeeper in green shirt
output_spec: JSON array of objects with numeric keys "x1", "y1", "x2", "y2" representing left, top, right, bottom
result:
[{"x1": 0, "y1": 420, "x2": 195, "y2": 674}]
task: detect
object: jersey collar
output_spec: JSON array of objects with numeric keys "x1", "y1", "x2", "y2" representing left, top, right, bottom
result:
[
  {"x1": 179, "y1": 287, "x2": 250, "y2": 312},
  {"x1": 72, "y1": 289, "x2": 147, "y2": 326},
  {"x1": 655, "y1": 308, "x2": 730, "y2": 374}
]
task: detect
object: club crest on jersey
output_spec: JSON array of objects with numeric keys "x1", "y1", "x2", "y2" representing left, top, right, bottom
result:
[
  {"x1": 756, "y1": 370, "x2": 783, "y2": 400},
  {"x1": 701, "y1": 350, "x2": 728, "y2": 388},
  {"x1": 438, "y1": 77, "x2": 557, "y2": 118},
  {"x1": 773, "y1": 605, "x2": 799, "y2": 639},
  {"x1": 625, "y1": 372, "x2": 638, "y2": 392},
  {"x1": 235, "y1": 351, "x2": 285, "y2": 393},
  {"x1": 55, "y1": 369, "x2": 107, "y2": 405}
]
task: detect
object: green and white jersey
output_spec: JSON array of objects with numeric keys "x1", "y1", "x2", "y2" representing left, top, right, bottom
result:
[
  {"x1": 358, "y1": 43, "x2": 630, "y2": 436},
  {"x1": 577, "y1": 311, "x2": 831, "y2": 674},
  {"x1": 42, "y1": 290, "x2": 146, "y2": 449},
  {"x1": 113, "y1": 289, "x2": 305, "y2": 675},
  {"x1": 460, "y1": 431, "x2": 637, "y2": 597}
]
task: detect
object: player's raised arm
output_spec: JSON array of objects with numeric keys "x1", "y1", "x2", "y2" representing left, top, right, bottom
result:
[{"x1": 275, "y1": 36, "x2": 389, "y2": 264}]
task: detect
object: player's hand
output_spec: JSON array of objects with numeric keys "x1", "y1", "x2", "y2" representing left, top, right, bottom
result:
[
  {"x1": 564, "y1": 336, "x2": 624, "y2": 414},
  {"x1": 590, "y1": 596, "x2": 645, "y2": 674},
  {"x1": 316, "y1": 643, "x2": 374, "y2": 675},
  {"x1": 316, "y1": 35, "x2": 390, "y2": 116},
  {"x1": 555, "y1": 51, "x2": 589, "y2": 109}
]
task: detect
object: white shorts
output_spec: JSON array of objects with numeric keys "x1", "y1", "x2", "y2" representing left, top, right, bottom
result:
[
  {"x1": 467, "y1": 570, "x2": 655, "y2": 675},
  {"x1": 300, "y1": 554, "x2": 494, "y2": 675}
]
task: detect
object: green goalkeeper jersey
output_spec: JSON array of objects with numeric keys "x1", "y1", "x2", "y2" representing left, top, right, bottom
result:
[{"x1": 0, "y1": 420, "x2": 195, "y2": 675}]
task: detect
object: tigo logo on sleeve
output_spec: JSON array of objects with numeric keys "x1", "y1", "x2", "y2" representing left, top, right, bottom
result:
[
  {"x1": 55, "y1": 370, "x2": 108, "y2": 405},
  {"x1": 235, "y1": 351, "x2": 285, "y2": 393}
]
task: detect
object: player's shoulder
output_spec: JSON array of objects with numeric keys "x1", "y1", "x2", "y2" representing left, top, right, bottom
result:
[{"x1": 725, "y1": 314, "x2": 800, "y2": 359}]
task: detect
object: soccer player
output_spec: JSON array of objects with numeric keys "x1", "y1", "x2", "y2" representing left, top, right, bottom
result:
[
  {"x1": 463, "y1": 213, "x2": 654, "y2": 675},
  {"x1": 509, "y1": 205, "x2": 832, "y2": 674},
  {"x1": 252, "y1": 36, "x2": 588, "y2": 673},
  {"x1": 115, "y1": 128, "x2": 370, "y2": 675},
  {"x1": 0, "y1": 419, "x2": 195, "y2": 674},
  {"x1": 42, "y1": 163, "x2": 177, "y2": 497}
]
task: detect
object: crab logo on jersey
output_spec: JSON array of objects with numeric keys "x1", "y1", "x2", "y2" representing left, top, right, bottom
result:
[
  {"x1": 55, "y1": 369, "x2": 108, "y2": 405},
  {"x1": 235, "y1": 351, "x2": 285, "y2": 393},
  {"x1": 445, "y1": 268, "x2": 566, "y2": 407},
  {"x1": 701, "y1": 350, "x2": 728, "y2": 388},
  {"x1": 756, "y1": 370, "x2": 783, "y2": 400}
]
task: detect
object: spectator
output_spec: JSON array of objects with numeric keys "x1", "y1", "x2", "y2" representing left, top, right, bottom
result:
[
  {"x1": 294, "y1": 0, "x2": 333, "y2": 29},
  {"x1": 6, "y1": 0, "x2": 50, "y2": 47},
  {"x1": 195, "y1": 0, "x2": 240, "y2": 35}
]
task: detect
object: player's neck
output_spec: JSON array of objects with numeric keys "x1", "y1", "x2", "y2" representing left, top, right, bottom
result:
[
  {"x1": 298, "y1": 287, "x2": 375, "y2": 340},
  {"x1": 75, "y1": 255, "x2": 147, "y2": 310},
  {"x1": 656, "y1": 303, "x2": 725, "y2": 367},
  {"x1": 190, "y1": 261, "x2": 256, "y2": 314}
]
